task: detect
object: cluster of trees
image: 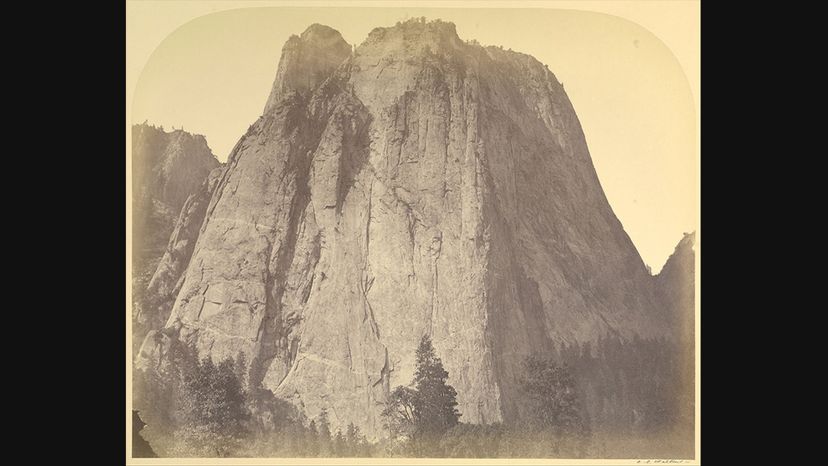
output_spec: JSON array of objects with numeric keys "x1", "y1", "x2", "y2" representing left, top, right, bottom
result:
[
  {"x1": 300, "y1": 409, "x2": 374, "y2": 457},
  {"x1": 134, "y1": 335, "x2": 593, "y2": 458},
  {"x1": 380, "y1": 336, "x2": 591, "y2": 457},
  {"x1": 134, "y1": 342, "x2": 247, "y2": 456},
  {"x1": 382, "y1": 336, "x2": 461, "y2": 456},
  {"x1": 554, "y1": 336, "x2": 685, "y2": 432},
  {"x1": 133, "y1": 341, "x2": 373, "y2": 457}
]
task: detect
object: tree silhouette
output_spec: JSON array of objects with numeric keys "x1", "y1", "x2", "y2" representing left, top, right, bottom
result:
[
  {"x1": 233, "y1": 351, "x2": 248, "y2": 392},
  {"x1": 333, "y1": 429, "x2": 347, "y2": 456},
  {"x1": 383, "y1": 335, "x2": 460, "y2": 455},
  {"x1": 413, "y1": 336, "x2": 460, "y2": 433},
  {"x1": 345, "y1": 422, "x2": 365, "y2": 456},
  {"x1": 383, "y1": 385, "x2": 418, "y2": 439},
  {"x1": 317, "y1": 408, "x2": 332, "y2": 456},
  {"x1": 521, "y1": 355, "x2": 587, "y2": 437},
  {"x1": 174, "y1": 356, "x2": 249, "y2": 456}
]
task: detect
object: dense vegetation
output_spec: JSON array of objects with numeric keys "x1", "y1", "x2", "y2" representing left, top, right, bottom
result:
[
  {"x1": 134, "y1": 341, "x2": 372, "y2": 457},
  {"x1": 134, "y1": 334, "x2": 687, "y2": 458}
]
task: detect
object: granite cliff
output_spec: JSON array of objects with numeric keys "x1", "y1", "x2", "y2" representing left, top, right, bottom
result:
[
  {"x1": 136, "y1": 20, "x2": 694, "y2": 439},
  {"x1": 655, "y1": 232, "x2": 696, "y2": 430}
]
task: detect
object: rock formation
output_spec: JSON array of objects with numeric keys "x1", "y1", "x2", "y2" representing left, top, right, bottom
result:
[
  {"x1": 141, "y1": 167, "x2": 225, "y2": 329},
  {"x1": 131, "y1": 123, "x2": 221, "y2": 327},
  {"x1": 657, "y1": 232, "x2": 696, "y2": 341},
  {"x1": 655, "y1": 232, "x2": 696, "y2": 430},
  {"x1": 137, "y1": 19, "x2": 694, "y2": 439}
]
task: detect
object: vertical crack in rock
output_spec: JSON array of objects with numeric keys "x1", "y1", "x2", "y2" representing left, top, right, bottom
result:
[
  {"x1": 251, "y1": 102, "x2": 327, "y2": 390},
  {"x1": 429, "y1": 230, "x2": 442, "y2": 338},
  {"x1": 364, "y1": 178, "x2": 373, "y2": 259}
]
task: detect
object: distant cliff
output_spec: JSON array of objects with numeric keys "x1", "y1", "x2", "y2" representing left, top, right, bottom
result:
[
  {"x1": 655, "y1": 232, "x2": 696, "y2": 430},
  {"x1": 132, "y1": 123, "x2": 221, "y2": 329}
]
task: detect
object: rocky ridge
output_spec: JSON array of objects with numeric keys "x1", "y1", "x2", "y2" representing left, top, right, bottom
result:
[{"x1": 132, "y1": 123, "x2": 222, "y2": 327}]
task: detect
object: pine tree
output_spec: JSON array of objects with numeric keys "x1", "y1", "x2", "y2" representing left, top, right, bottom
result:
[
  {"x1": 317, "y1": 408, "x2": 332, "y2": 456},
  {"x1": 383, "y1": 335, "x2": 461, "y2": 456},
  {"x1": 334, "y1": 429, "x2": 347, "y2": 456},
  {"x1": 317, "y1": 408, "x2": 331, "y2": 439},
  {"x1": 345, "y1": 422, "x2": 358, "y2": 443},
  {"x1": 234, "y1": 351, "x2": 248, "y2": 393},
  {"x1": 345, "y1": 422, "x2": 362, "y2": 456},
  {"x1": 413, "y1": 336, "x2": 460, "y2": 433},
  {"x1": 215, "y1": 358, "x2": 248, "y2": 436}
]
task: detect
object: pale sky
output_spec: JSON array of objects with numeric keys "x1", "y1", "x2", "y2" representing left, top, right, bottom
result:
[{"x1": 128, "y1": 3, "x2": 698, "y2": 273}]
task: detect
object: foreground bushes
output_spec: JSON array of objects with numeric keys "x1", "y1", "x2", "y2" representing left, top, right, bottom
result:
[{"x1": 134, "y1": 336, "x2": 596, "y2": 458}]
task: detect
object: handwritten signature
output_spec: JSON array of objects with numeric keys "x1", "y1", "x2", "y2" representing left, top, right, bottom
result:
[{"x1": 636, "y1": 460, "x2": 691, "y2": 464}]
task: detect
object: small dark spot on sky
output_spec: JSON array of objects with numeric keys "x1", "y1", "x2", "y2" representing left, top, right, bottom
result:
[{"x1": 633, "y1": 39, "x2": 640, "y2": 48}]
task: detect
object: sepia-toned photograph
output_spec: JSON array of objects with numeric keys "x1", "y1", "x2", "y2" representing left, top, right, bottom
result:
[{"x1": 127, "y1": 1, "x2": 699, "y2": 463}]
